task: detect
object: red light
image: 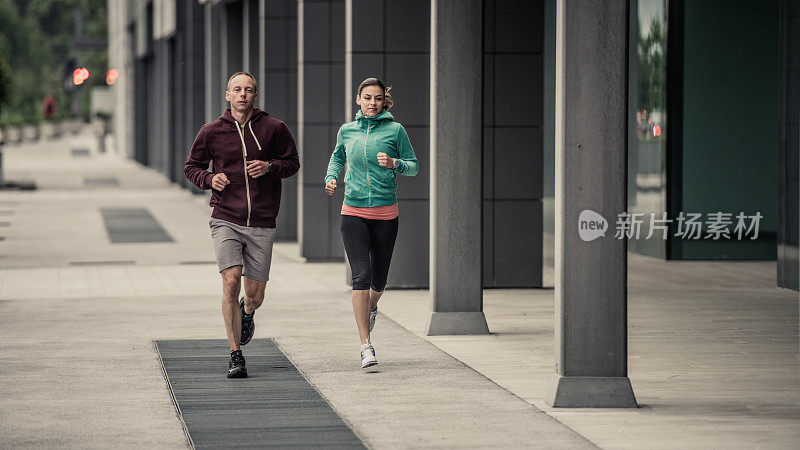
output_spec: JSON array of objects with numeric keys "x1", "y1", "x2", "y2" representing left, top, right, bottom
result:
[
  {"x1": 106, "y1": 68, "x2": 119, "y2": 85},
  {"x1": 72, "y1": 67, "x2": 90, "y2": 86},
  {"x1": 653, "y1": 125, "x2": 662, "y2": 137}
]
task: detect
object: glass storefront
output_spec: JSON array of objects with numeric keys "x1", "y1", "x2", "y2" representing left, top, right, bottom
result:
[{"x1": 628, "y1": 0, "x2": 669, "y2": 258}]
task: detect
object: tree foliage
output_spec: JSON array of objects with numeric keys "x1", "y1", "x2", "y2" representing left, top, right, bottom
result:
[
  {"x1": 637, "y1": 16, "x2": 667, "y2": 112},
  {"x1": 0, "y1": 0, "x2": 107, "y2": 126}
]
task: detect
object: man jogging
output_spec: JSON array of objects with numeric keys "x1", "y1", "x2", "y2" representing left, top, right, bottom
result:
[{"x1": 184, "y1": 72, "x2": 299, "y2": 378}]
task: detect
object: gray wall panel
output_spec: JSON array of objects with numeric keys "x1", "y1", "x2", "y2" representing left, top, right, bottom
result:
[
  {"x1": 352, "y1": 54, "x2": 385, "y2": 85},
  {"x1": 299, "y1": 0, "x2": 346, "y2": 260},
  {"x1": 483, "y1": 199, "x2": 494, "y2": 284},
  {"x1": 301, "y1": 188, "x2": 331, "y2": 258},
  {"x1": 351, "y1": 0, "x2": 384, "y2": 52},
  {"x1": 302, "y1": 4, "x2": 331, "y2": 61},
  {"x1": 243, "y1": 0, "x2": 260, "y2": 73},
  {"x1": 394, "y1": 127, "x2": 429, "y2": 199},
  {"x1": 301, "y1": 185, "x2": 345, "y2": 259},
  {"x1": 264, "y1": 74, "x2": 290, "y2": 111},
  {"x1": 266, "y1": 0, "x2": 292, "y2": 16},
  {"x1": 493, "y1": 55, "x2": 543, "y2": 126},
  {"x1": 302, "y1": 125, "x2": 337, "y2": 182},
  {"x1": 483, "y1": 128, "x2": 494, "y2": 199},
  {"x1": 389, "y1": 200, "x2": 430, "y2": 287},
  {"x1": 385, "y1": 0, "x2": 430, "y2": 53},
  {"x1": 483, "y1": 55, "x2": 495, "y2": 127},
  {"x1": 265, "y1": 22, "x2": 290, "y2": 63},
  {"x1": 224, "y1": 2, "x2": 244, "y2": 83},
  {"x1": 494, "y1": 127, "x2": 543, "y2": 199},
  {"x1": 330, "y1": 3, "x2": 346, "y2": 52},
  {"x1": 277, "y1": 177, "x2": 298, "y2": 241},
  {"x1": 384, "y1": 55, "x2": 430, "y2": 126},
  {"x1": 330, "y1": 209, "x2": 345, "y2": 257},
  {"x1": 493, "y1": 201, "x2": 542, "y2": 287},
  {"x1": 495, "y1": 1, "x2": 544, "y2": 52},
  {"x1": 484, "y1": 0, "x2": 544, "y2": 287},
  {"x1": 303, "y1": 66, "x2": 337, "y2": 123},
  {"x1": 264, "y1": 0, "x2": 300, "y2": 241},
  {"x1": 347, "y1": 0, "x2": 430, "y2": 287},
  {"x1": 329, "y1": 63, "x2": 346, "y2": 116}
]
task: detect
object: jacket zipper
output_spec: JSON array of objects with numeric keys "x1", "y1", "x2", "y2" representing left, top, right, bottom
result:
[
  {"x1": 235, "y1": 123, "x2": 253, "y2": 226},
  {"x1": 363, "y1": 123, "x2": 372, "y2": 207}
]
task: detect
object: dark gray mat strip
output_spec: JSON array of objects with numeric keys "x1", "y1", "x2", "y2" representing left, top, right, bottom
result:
[
  {"x1": 71, "y1": 148, "x2": 90, "y2": 157},
  {"x1": 100, "y1": 207, "x2": 174, "y2": 243},
  {"x1": 155, "y1": 339, "x2": 365, "y2": 449},
  {"x1": 84, "y1": 176, "x2": 119, "y2": 186}
]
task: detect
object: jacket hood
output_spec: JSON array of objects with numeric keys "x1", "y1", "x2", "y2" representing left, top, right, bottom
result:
[
  {"x1": 219, "y1": 107, "x2": 269, "y2": 124},
  {"x1": 355, "y1": 110, "x2": 394, "y2": 122}
]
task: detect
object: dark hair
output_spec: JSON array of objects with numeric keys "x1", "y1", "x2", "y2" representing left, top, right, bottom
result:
[
  {"x1": 357, "y1": 77, "x2": 386, "y2": 96},
  {"x1": 227, "y1": 71, "x2": 258, "y2": 93}
]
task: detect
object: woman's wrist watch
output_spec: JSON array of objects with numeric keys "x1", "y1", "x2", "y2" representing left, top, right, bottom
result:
[{"x1": 392, "y1": 159, "x2": 400, "y2": 169}]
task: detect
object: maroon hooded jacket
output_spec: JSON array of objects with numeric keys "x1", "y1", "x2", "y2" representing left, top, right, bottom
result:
[{"x1": 184, "y1": 108, "x2": 299, "y2": 228}]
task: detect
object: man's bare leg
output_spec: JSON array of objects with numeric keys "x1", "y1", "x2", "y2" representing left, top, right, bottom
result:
[
  {"x1": 242, "y1": 276, "x2": 267, "y2": 314},
  {"x1": 221, "y1": 266, "x2": 243, "y2": 351}
]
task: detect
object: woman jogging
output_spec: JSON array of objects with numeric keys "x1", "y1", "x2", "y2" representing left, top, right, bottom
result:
[{"x1": 325, "y1": 78, "x2": 418, "y2": 369}]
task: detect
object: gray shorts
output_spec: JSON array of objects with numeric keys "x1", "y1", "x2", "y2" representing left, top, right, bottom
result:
[{"x1": 209, "y1": 218, "x2": 276, "y2": 282}]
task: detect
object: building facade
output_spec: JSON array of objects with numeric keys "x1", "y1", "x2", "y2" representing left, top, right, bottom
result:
[{"x1": 109, "y1": 0, "x2": 798, "y2": 405}]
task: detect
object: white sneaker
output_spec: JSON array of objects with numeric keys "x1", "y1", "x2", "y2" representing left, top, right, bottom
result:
[
  {"x1": 360, "y1": 343, "x2": 378, "y2": 369},
  {"x1": 369, "y1": 307, "x2": 378, "y2": 332}
]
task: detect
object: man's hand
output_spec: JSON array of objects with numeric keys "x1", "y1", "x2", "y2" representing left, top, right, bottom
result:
[
  {"x1": 246, "y1": 160, "x2": 270, "y2": 178},
  {"x1": 212, "y1": 173, "x2": 230, "y2": 191},
  {"x1": 376, "y1": 152, "x2": 394, "y2": 169},
  {"x1": 325, "y1": 179, "x2": 337, "y2": 196}
]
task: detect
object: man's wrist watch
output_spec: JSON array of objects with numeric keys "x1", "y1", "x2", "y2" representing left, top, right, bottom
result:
[{"x1": 392, "y1": 159, "x2": 400, "y2": 169}]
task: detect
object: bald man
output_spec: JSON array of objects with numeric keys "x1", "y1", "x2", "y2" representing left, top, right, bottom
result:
[{"x1": 184, "y1": 72, "x2": 299, "y2": 378}]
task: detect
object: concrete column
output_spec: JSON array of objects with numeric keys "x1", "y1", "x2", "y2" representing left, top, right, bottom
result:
[
  {"x1": 546, "y1": 0, "x2": 637, "y2": 408},
  {"x1": 426, "y1": 0, "x2": 488, "y2": 335}
]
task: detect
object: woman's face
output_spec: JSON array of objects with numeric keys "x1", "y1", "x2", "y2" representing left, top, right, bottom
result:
[{"x1": 356, "y1": 85, "x2": 385, "y2": 117}]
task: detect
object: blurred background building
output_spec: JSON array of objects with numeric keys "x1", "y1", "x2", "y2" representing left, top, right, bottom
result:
[{"x1": 106, "y1": 0, "x2": 798, "y2": 291}]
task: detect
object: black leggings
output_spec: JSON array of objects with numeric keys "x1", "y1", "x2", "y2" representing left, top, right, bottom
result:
[{"x1": 340, "y1": 215, "x2": 399, "y2": 291}]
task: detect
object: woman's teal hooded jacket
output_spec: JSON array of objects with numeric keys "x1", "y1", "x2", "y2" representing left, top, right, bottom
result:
[{"x1": 325, "y1": 110, "x2": 419, "y2": 207}]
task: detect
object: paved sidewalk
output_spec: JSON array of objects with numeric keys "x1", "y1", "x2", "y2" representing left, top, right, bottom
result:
[{"x1": 0, "y1": 132, "x2": 797, "y2": 449}]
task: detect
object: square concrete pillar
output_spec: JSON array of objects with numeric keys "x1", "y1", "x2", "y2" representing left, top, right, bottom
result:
[
  {"x1": 426, "y1": 0, "x2": 488, "y2": 335},
  {"x1": 547, "y1": 0, "x2": 637, "y2": 408}
]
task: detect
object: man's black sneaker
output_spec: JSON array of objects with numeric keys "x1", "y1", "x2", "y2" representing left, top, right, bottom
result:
[
  {"x1": 227, "y1": 350, "x2": 247, "y2": 378},
  {"x1": 239, "y1": 297, "x2": 255, "y2": 346}
]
